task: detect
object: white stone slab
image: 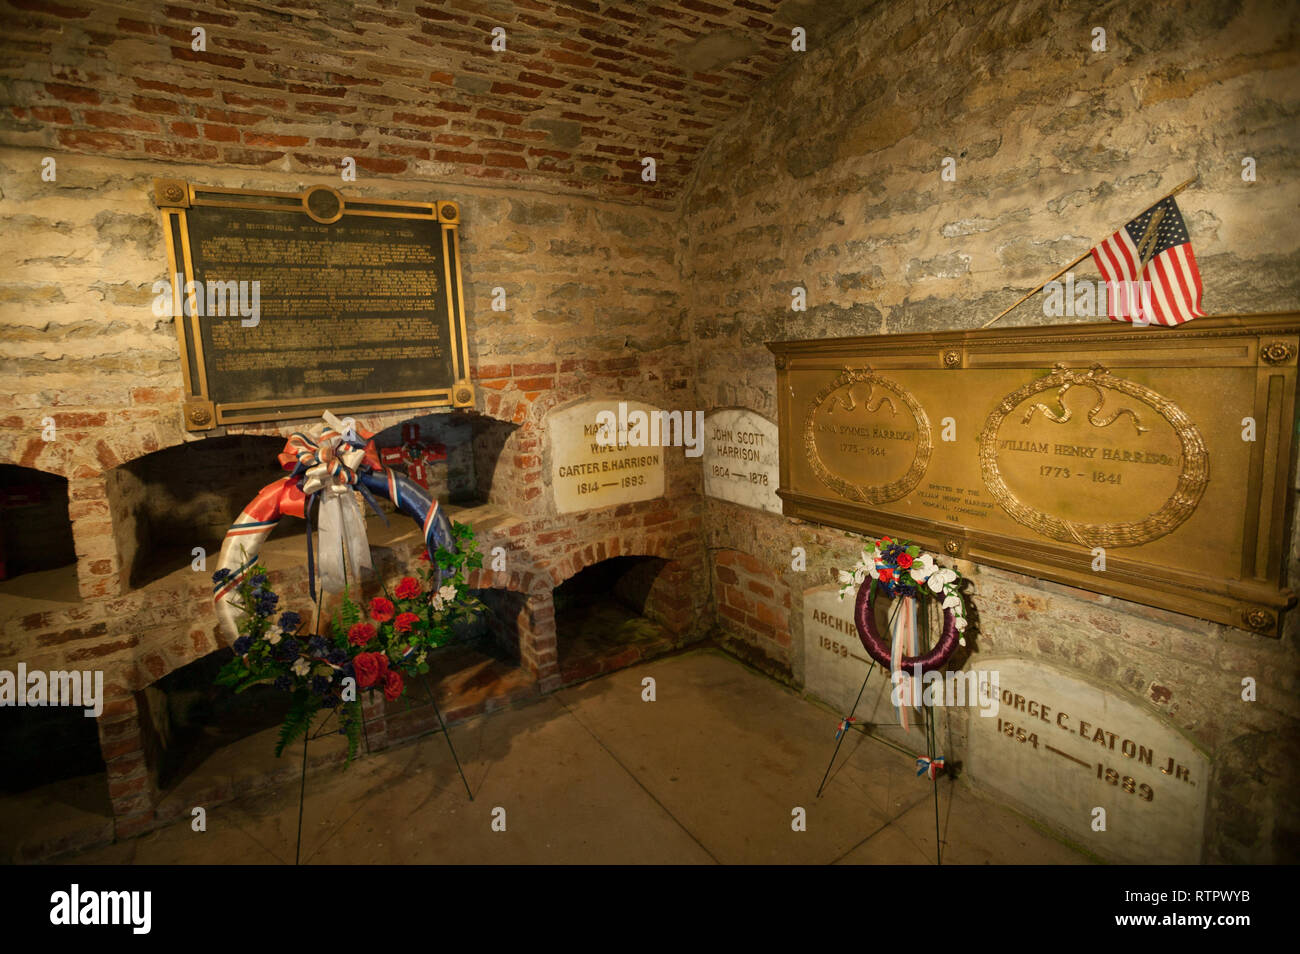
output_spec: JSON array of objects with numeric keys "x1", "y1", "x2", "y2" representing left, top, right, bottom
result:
[
  {"x1": 802, "y1": 585, "x2": 930, "y2": 751},
  {"x1": 702, "y1": 408, "x2": 780, "y2": 514},
  {"x1": 548, "y1": 399, "x2": 667, "y2": 514},
  {"x1": 966, "y1": 656, "x2": 1208, "y2": 864}
]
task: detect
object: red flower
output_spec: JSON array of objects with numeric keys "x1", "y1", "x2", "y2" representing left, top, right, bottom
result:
[
  {"x1": 896, "y1": 553, "x2": 913, "y2": 569},
  {"x1": 382, "y1": 669, "x2": 404, "y2": 702},
  {"x1": 369, "y1": 597, "x2": 395, "y2": 622},
  {"x1": 418, "y1": 550, "x2": 431, "y2": 563},
  {"x1": 394, "y1": 576, "x2": 421, "y2": 600},
  {"x1": 393, "y1": 611, "x2": 419, "y2": 635},
  {"x1": 347, "y1": 622, "x2": 376, "y2": 647},
  {"x1": 354, "y1": 651, "x2": 390, "y2": 689},
  {"x1": 878, "y1": 567, "x2": 895, "y2": 583}
]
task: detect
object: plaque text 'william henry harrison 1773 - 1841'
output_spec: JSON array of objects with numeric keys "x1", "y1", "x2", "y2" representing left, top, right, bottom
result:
[{"x1": 153, "y1": 180, "x2": 475, "y2": 430}]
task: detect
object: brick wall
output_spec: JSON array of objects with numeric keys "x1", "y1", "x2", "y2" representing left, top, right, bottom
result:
[
  {"x1": 0, "y1": 0, "x2": 837, "y2": 205},
  {"x1": 682, "y1": 0, "x2": 1300, "y2": 863}
]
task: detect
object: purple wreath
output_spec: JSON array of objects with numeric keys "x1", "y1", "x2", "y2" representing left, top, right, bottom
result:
[{"x1": 853, "y1": 578, "x2": 962, "y2": 675}]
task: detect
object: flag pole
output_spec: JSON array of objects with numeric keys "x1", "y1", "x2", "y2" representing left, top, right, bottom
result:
[{"x1": 980, "y1": 175, "x2": 1199, "y2": 329}]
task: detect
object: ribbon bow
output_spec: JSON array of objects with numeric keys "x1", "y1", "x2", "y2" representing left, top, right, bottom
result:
[
  {"x1": 279, "y1": 411, "x2": 380, "y2": 495},
  {"x1": 277, "y1": 412, "x2": 386, "y2": 598},
  {"x1": 916, "y1": 756, "x2": 946, "y2": 779},
  {"x1": 835, "y1": 716, "x2": 857, "y2": 740}
]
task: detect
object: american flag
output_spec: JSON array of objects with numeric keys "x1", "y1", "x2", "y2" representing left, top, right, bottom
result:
[{"x1": 1090, "y1": 195, "x2": 1204, "y2": 325}]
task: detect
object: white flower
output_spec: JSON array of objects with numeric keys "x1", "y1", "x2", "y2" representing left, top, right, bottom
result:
[
  {"x1": 291, "y1": 657, "x2": 311, "y2": 677},
  {"x1": 439, "y1": 584, "x2": 457, "y2": 602},
  {"x1": 955, "y1": 616, "x2": 968, "y2": 632},
  {"x1": 264, "y1": 627, "x2": 283, "y2": 645},
  {"x1": 911, "y1": 553, "x2": 936, "y2": 582},
  {"x1": 854, "y1": 565, "x2": 868, "y2": 584},
  {"x1": 927, "y1": 567, "x2": 957, "y2": 593},
  {"x1": 837, "y1": 569, "x2": 854, "y2": 586},
  {"x1": 941, "y1": 593, "x2": 961, "y2": 611}
]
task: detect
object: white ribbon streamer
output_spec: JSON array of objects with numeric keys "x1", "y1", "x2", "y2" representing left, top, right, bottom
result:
[{"x1": 891, "y1": 595, "x2": 918, "y2": 730}]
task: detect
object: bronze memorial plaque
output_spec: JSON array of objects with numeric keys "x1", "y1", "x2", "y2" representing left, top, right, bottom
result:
[
  {"x1": 153, "y1": 179, "x2": 474, "y2": 430},
  {"x1": 769, "y1": 314, "x2": 1299, "y2": 635}
]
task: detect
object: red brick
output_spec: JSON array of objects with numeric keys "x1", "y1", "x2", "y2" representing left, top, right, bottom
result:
[
  {"x1": 434, "y1": 149, "x2": 483, "y2": 165},
  {"x1": 202, "y1": 124, "x2": 240, "y2": 142},
  {"x1": 44, "y1": 82, "x2": 99, "y2": 104},
  {"x1": 131, "y1": 94, "x2": 181, "y2": 114},
  {"x1": 30, "y1": 106, "x2": 74, "y2": 123},
  {"x1": 354, "y1": 156, "x2": 408, "y2": 174},
  {"x1": 244, "y1": 132, "x2": 309, "y2": 147},
  {"x1": 477, "y1": 107, "x2": 523, "y2": 124},
  {"x1": 486, "y1": 152, "x2": 527, "y2": 169}
]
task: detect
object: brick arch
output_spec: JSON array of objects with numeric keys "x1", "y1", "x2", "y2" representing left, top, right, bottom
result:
[{"x1": 548, "y1": 533, "x2": 689, "y2": 588}]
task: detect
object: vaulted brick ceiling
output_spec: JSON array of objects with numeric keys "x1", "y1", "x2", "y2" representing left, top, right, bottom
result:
[{"x1": 1, "y1": 0, "x2": 868, "y2": 205}]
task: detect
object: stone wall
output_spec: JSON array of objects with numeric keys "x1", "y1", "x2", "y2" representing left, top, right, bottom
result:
[
  {"x1": 682, "y1": 0, "x2": 1300, "y2": 863},
  {"x1": 0, "y1": 141, "x2": 704, "y2": 847}
]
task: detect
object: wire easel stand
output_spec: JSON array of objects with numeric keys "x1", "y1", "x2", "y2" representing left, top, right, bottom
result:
[
  {"x1": 293, "y1": 524, "x2": 472, "y2": 865},
  {"x1": 814, "y1": 595, "x2": 946, "y2": 865}
]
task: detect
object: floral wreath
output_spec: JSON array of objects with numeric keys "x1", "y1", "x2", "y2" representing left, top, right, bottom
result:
[
  {"x1": 837, "y1": 536, "x2": 968, "y2": 674},
  {"x1": 214, "y1": 523, "x2": 484, "y2": 762}
]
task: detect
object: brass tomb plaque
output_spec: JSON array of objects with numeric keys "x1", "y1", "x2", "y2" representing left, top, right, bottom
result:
[
  {"x1": 769, "y1": 314, "x2": 1299, "y2": 635},
  {"x1": 154, "y1": 180, "x2": 474, "y2": 430}
]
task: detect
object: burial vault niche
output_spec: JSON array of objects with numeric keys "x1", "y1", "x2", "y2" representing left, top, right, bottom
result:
[
  {"x1": 0, "y1": 464, "x2": 79, "y2": 605},
  {"x1": 554, "y1": 556, "x2": 674, "y2": 680},
  {"x1": 137, "y1": 647, "x2": 293, "y2": 797},
  {"x1": 0, "y1": 700, "x2": 112, "y2": 862},
  {"x1": 106, "y1": 435, "x2": 298, "y2": 591}
]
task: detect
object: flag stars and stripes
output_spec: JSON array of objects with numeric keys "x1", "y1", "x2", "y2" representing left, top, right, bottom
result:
[{"x1": 1092, "y1": 195, "x2": 1204, "y2": 326}]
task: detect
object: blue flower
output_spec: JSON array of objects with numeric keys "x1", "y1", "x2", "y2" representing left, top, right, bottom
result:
[
  {"x1": 232, "y1": 636, "x2": 252, "y2": 655},
  {"x1": 308, "y1": 636, "x2": 329, "y2": 656},
  {"x1": 311, "y1": 675, "x2": 332, "y2": 695},
  {"x1": 279, "y1": 611, "x2": 302, "y2": 632},
  {"x1": 326, "y1": 648, "x2": 348, "y2": 666},
  {"x1": 274, "y1": 674, "x2": 292, "y2": 691},
  {"x1": 212, "y1": 568, "x2": 232, "y2": 585},
  {"x1": 255, "y1": 590, "x2": 279, "y2": 616},
  {"x1": 250, "y1": 572, "x2": 268, "y2": 589}
]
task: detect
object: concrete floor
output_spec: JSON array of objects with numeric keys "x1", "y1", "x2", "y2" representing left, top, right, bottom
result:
[{"x1": 60, "y1": 648, "x2": 1090, "y2": 865}]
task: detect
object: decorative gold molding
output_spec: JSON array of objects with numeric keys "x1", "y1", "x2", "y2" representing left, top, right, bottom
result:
[
  {"x1": 184, "y1": 400, "x2": 215, "y2": 430},
  {"x1": 802, "y1": 366, "x2": 932, "y2": 505},
  {"x1": 978, "y1": 363, "x2": 1209, "y2": 549},
  {"x1": 1260, "y1": 340, "x2": 1295, "y2": 365},
  {"x1": 769, "y1": 313, "x2": 1300, "y2": 636}
]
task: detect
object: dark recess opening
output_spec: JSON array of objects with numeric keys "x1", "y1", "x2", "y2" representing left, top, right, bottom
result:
[
  {"x1": 554, "y1": 556, "x2": 669, "y2": 666},
  {"x1": 142, "y1": 650, "x2": 292, "y2": 794},
  {"x1": 0, "y1": 464, "x2": 77, "y2": 583},
  {"x1": 108, "y1": 435, "x2": 301, "y2": 590},
  {"x1": 0, "y1": 702, "x2": 106, "y2": 795}
]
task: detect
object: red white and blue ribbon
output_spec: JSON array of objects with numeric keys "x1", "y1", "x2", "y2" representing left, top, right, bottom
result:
[
  {"x1": 916, "y1": 756, "x2": 945, "y2": 779},
  {"x1": 835, "y1": 716, "x2": 857, "y2": 740},
  {"x1": 212, "y1": 412, "x2": 456, "y2": 645}
]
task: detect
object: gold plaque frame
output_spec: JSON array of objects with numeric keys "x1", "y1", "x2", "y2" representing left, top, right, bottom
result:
[
  {"x1": 154, "y1": 179, "x2": 475, "y2": 430},
  {"x1": 769, "y1": 314, "x2": 1299, "y2": 636}
]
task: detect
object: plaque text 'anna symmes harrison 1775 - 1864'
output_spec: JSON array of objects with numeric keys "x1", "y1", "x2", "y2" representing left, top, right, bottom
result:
[{"x1": 153, "y1": 180, "x2": 475, "y2": 430}]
